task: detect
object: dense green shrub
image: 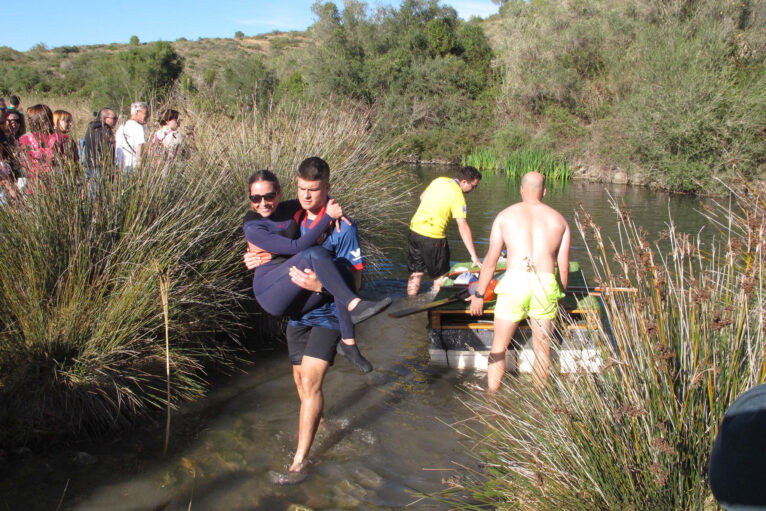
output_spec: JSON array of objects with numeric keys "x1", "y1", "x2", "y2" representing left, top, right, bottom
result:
[
  {"x1": 0, "y1": 64, "x2": 48, "y2": 94},
  {"x1": 88, "y1": 42, "x2": 184, "y2": 109},
  {"x1": 299, "y1": 0, "x2": 494, "y2": 158},
  {"x1": 0, "y1": 46, "x2": 20, "y2": 61},
  {"x1": 202, "y1": 56, "x2": 277, "y2": 111},
  {"x1": 493, "y1": 0, "x2": 766, "y2": 191}
]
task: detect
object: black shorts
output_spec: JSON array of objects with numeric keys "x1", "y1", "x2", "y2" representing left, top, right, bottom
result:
[
  {"x1": 407, "y1": 229, "x2": 450, "y2": 278},
  {"x1": 285, "y1": 324, "x2": 340, "y2": 366}
]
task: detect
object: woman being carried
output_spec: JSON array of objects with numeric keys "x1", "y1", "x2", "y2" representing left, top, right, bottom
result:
[{"x1": 243, "y1": 170, "x2": 391, "y2": 340}]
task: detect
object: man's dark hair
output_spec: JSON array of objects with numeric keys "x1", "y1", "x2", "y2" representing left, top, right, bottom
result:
[
  {"x1": 457, "y1": 166, "x2": 482, "y2": 183},
  {"x1": 9, "y1": 95, "x2": 20, "y2": 108},
  {"x1": 298, "y1": 156, "x2": 330, "y2": 182}
]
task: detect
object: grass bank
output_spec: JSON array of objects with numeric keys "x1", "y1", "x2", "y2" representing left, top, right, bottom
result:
[
  {"x1": 448, "y1": 179, "x2": 765, "y2": 508},
  {"x1": 0, "y1": 96, "x2": 407, "y2": 447}
]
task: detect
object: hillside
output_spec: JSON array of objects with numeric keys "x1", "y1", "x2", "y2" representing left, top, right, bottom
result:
[
  {"x1": 2, "y1": 0, "x2": 764, "y2": 192},
  {"x1": 0, "y1": 31, "x2": 310, "y2": 91}
]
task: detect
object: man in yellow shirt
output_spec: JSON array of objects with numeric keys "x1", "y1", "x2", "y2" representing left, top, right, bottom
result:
[{"x1": 407, "y1": 166, "x2": 482, "y2": 295}]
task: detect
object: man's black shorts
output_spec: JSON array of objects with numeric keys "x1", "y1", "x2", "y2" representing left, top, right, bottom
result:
[
  {"x1": 407, "y1": 229, "x2": 450, "y2": 278},
  {"x1": 285, "y1": 324, "x2": 340, "y2": 366}
]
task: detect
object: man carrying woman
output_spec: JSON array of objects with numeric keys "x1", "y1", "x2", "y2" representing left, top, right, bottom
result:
[{"x1": 243, "y1": 157, "x2": 387, "y2": 483}]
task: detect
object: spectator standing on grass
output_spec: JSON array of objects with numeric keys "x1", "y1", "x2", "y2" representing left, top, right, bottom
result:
[
  {"x1": 18, "y1": 104, "x2": 60, "y2": 188},
  {"x1": 0, "y1": 98, "x2": 7, "y2": 112},
  {"x1": 1, "y1": 110, "x2": 25, "y2": 183},
  {"x1": 0, "y1": 128, "x2": 14, "y2": 202},
  {"x1": 150, "y1": 109, "x2": 184, "y2": 162},
  {"x1": 83, "y1": 108, "x2": 117, "y2": 175},
  {"x1": 52, "y1": 109, "x2": 79, "y2": 164},
  {"x1": 115, "y1": 102, "x2": 150, "y2": 171}
]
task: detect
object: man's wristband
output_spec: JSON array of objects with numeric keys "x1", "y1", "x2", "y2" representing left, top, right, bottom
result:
[{"x1": 473, "y1": 290, "x2": 485, "y2": 299}]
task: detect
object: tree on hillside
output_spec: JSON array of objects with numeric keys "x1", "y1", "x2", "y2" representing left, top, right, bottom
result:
[{"x1": 89, "y1": 42, "x2": 183, "y2": 109}]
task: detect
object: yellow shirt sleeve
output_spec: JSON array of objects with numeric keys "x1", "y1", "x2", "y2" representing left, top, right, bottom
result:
[{"x1": 450, "y1": 185, "x2": 467, "y2": 220}]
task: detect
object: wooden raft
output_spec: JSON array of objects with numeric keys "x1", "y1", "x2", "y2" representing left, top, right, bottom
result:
[{"x1": 427, "y1": 262, "x2": 604, "y2": 373}]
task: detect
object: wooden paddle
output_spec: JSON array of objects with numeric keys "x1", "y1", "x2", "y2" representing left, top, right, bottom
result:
[{"x1": 388, "y1": 288, "x2": 470, "y2": 318}]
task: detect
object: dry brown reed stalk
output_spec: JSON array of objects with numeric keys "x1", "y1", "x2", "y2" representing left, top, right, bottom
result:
[
  {"x1": 447, "y1": 185, "x2": 766, "y2": 510},
  {"x1": 157, "y1": 264, "x2": 171, "y2": 456}
]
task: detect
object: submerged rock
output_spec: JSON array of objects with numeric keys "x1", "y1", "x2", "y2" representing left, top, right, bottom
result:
[
  {"x1": 354, "y1": 466, "x2": 383, "y2": 489},
  {"x1": 332, "y1": 479, "x2": 366, "y2": 507}
]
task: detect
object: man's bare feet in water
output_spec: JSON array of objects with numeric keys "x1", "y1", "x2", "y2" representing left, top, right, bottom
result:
[{"x1": 271, "y1": 460, "x2": 311, "y2": 485}]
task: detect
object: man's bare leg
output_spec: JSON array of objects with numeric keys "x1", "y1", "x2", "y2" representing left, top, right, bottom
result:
[
  {"x1": 487, "y1": 317, "x2": 519, "y2": 393},
  {"x1": 292, "y1": 365, "x2": 306, "y2": 401},
  {"x1": 407, "y1": 272, "x2": 424, "y2": 296},
  {"x1": 290, "y1": 356, "x2": 329, "y2": 473},
  {"x1": 529, "y1": 318, "x2": 554, "y2": 388}
]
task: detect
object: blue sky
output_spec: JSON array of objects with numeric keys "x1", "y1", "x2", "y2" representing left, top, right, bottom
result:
[{"x1": 4, "y1": 0, "x2": 499, "y2": 51}]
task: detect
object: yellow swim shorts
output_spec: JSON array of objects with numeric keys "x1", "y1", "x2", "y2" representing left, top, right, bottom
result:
[{"x1": 493, "y1": 270, "x2": 565, "y2": 322}]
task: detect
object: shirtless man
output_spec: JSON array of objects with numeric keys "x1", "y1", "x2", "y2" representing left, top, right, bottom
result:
[{"x1": 469, "y1": 172, "x2": 570, "y2": 390}]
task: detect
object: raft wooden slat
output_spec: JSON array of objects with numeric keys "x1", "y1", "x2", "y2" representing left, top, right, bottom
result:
[
  {"x1": 431, "y1": 323, "x2": 593, "y2": 331},
  {"x1": 426, "y1": 307, "x2": 598, "y2": 315},
  {"x1": 429, "y1": 348, "x2": 603, "y2": 372}
]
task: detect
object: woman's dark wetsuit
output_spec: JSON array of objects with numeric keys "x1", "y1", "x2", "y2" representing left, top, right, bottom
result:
[{"x1": 243, "y1": 199, "x2": 356, "y2": 338}]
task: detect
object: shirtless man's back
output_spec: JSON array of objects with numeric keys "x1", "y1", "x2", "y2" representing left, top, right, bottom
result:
[{"x1": 469, "y1": 171, "x2": 570, "y2": 390}]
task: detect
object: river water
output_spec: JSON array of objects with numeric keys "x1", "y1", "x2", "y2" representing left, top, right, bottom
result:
[{"x1": 1, "y1": 167, "x2": 714, "y2": 510}]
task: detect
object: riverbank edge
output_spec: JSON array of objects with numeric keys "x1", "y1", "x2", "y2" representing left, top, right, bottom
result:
[
  {"x1": 396, "y1": 156, "x2": 748, "y2": 196},
  {"x1": 394, "y1": 157, "x2": 647, "y2": 187}
]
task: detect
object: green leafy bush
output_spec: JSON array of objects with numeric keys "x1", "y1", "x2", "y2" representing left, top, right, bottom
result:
[{"x1": 88, "y1": 42, "x2": 184, "y2": 109}]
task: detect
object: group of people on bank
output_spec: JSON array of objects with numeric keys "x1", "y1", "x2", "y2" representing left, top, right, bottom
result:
[
  {"x1": 0, "y1": 98, "x2": 184, "y2": 200},
  {"x1": 241, "y1": 157, "x2": 570, "y2": 483}
]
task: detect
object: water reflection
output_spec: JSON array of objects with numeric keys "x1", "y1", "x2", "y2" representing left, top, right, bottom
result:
[{"x1": 375, "y1": 166, "x2": 713, "y2": 280}]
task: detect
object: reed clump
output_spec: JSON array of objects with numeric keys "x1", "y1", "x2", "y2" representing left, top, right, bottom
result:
[
  {"x1": 462, "y1": 147, "x2": 571, "y2": 181},
  {"x1": 462, "y1": 148, "x2": 500, "y2": 173},
  {"x1": 0, "y1": 96, "x2": 405, "y2": 447},
  {"x1": 503, "y1": 150, "x2": 571, "y2": 181},
  {"x1": 450, "y1": 181, "x2": 765, "y2": 509}
]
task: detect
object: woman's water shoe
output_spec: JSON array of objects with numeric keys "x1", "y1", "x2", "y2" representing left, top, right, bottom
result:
[{"x1": 349, "y1": 297, "x2": 392, "y2": 324}]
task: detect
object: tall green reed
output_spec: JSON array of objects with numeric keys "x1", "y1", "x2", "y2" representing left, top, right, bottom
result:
[
  {"x1": 462, "y1": 147, "x2": 500, "y2": 173},
  {"x1": 448, "y1": 182, "x2": 763, "y2": 509},
  {"x1": 0, "y1": 96, "x2": 406, "y2": 446},
  {"x1": 503, "y1": 149, "x2": 571, "y2": 181}
]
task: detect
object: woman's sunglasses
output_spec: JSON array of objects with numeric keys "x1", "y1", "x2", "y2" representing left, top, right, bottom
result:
[{"x1": 249, "y1": 192, "x2": 278, "y2": 203}]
